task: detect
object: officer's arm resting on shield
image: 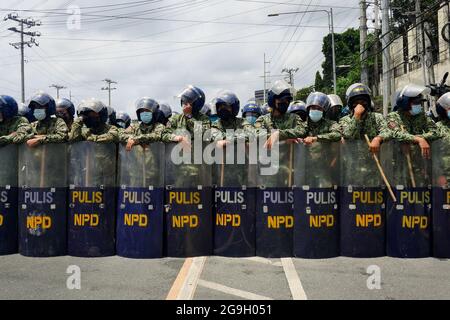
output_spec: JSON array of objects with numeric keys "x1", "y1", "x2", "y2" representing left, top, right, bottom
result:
[
  {"x1": 134, "y1": 122, "x2": 166, "y2": 144},
  {"x1": 118, "y1": 125, "x2": 134, "y2": 144},
  {"x1": 316, "y1": 120, "x2": 342, "y2": 142},
  {"x1": 94, "y1": 125, "x2": 119, "y2": 143},
  {"x1": 68, "y1": 117, "x2": 84, "y2": 142},
  {"x1": 161, "y1": 114, "x2": 187, "y2": 143},
  {"x1": 40, "y1": 118, "x2": 68, "y2": 144},
  {"x1": 0, "y1": 117, "x2": 32, "y2": 144}
]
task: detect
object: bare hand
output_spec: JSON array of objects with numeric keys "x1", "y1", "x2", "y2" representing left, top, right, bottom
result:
[
  {"x1": 416, "y1": 137, "x2": 430, "y2": 159},
  {"x1": 302, "y1": 136, "x2": 317, "y2": 145},
  {"x1": 354, "y1": 104, "x2": 365, "y2": 120},
  {"x1": 126, "y1": 138, "x2": 136, "y2": 151},
  {"x1": 264, "y1": 131, "x2": 280, "y2": 150},
  {"x1": 369, "y1": 136, "x2": 382, "y2": 154},
  {"x1": 217, "y1": 140, "x2": 230, "y2": 148},
  {"x1": 27, "y1": 137, "x2": 42, "y2": 148}
]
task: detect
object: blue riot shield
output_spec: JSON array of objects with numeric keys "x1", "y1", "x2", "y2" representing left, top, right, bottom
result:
[
  {"x1": 382, "y1": 142, "x2": 431, "y2": 258},
  {"x1": 0, "y1": 145, "x2": 18, "y2": 255},
  {"x1": 339, "y1": 140, "x2": 386, "y2": 257},
  {"x1": 68, "y1": 142, "x2": 117, "y2": 257},
  {"x1": 256, "y1": 143, "x2": 294, "y2": 257},
  {"x1": 164, "y1": 142, "x2": 213, "y2": 257},
  {"x1": 18, "y1": 144, "x2": 68, "y2": 257},
  {"x1": 116, "y1": 143, "x2": 165, "y2": 258},
  {"x1": 213, "y1": 140, "x2": 257, "y2": 257},
  {"x1": 294, "y1": 142, "x2": 339, "y2": 258},
  {"x1": 431, "y1": 139, "x2": 450, "y2": 258}
]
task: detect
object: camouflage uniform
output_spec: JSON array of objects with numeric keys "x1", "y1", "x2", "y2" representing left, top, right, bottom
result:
[
  {"x1": 0, "y1": 116, "x2": 32, "y2": 145},
  {"x1": 436, "y1": 119, "x2": 450, "y2": 138},
  {"x1": 254, "y1": 113, "x2": 305, "y2": 140},
  {"x1": 162, "y1": 113, "x2": 213, "y2": 142},
  {"x1": 211, "y1": 117, "x2": 254, "y2": 141},
  {"x1": 340, "y1": 112, "x2": 391, "y2": 140},
  {"x1": 118, "y1": 121, "x2": 169, "y2": 144},
  {"x1": 68, "y1": 118, "x2": 119, "y2": 143},
  {"x1": 30, "y1": 117, "x2": 68, "y2": 143}
]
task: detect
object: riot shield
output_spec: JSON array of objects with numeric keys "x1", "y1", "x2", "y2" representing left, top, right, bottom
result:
[
  {"x1": 67, "y1": 142, "x2": 117, "y2": 257},
  {"x1": 0, "y1": 145, "x2": 18, "y2": 255},
  {"x1": 294, "y1": 142, "x2": 339, "y2": 258},
  {"x1": 164, "y1": 142, "x2": 213, "y2": 257},
  {"x1": 256, "y1": 142, "x2": 294, "y2": 257},
  {"x1": 116, "y1": 143, "x2": 165, "y2": 258},
  {"x1": 432, "y1": 138, "x2": 450, "y2": 258},
  {"x1": 18, "y1": 144, "x2": 68, "y2": 257},
  {"x1": 381, "y1": 141, "x2": 431, "y2": 258},
  {"x1": 213, "y1": 139, "x2": 257, "y2": 257},
  {"x1": 339, "y1": 140, "x2": 386, "y2": 257}
]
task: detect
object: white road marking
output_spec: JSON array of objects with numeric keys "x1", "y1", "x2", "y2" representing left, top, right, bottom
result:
[
  {"x1": 176, "y1": 256, "x2": 207, "y2": 300},
  {"x1": 198, "y1": 279, "x2": 274, "y2": 300},
  {"x1": 243, "y1": 256, "x2": 283, "y2": 267},
  {"x1": 281, "y1": 258, "x2": 307, "y2": 300}
]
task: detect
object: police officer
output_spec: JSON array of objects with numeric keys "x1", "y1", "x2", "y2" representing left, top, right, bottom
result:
[
  {"x1": 435, "y1": 92, "x2": 450, "y2": 137},
  {"x1": 55, "y1": 98, "x2": 75, "y2": 130},
  {"x1": 162, "y1": 85, "x2": 213, "y2": 144},
  {"x1": 255, "y1": 80, "x2": 305, "y2": 149},
  {"x1": 69, "y1": 98, "x2": 119, "y2": 143},
  {"x1": 155, "y1": 102, "x2": 173, "y2": 126},
  {"x1": 18, "y1": 103, "x2": 36, "y2": 123},
  {"x1": 386, "y1": 84, "x2": 439, "y2": 158},
  {"x1": 120, "y1": 97, "x2": 169, "y2": 151},
  {"x1": 116, "y1": 111, "x2": 131, "y2": 129},
  {"x1": 26, "y1": 91, "x2": 68, "y2": 148},
  {"x1": 260, "y1": 103, "x2": 271, "y2": 116},
  {"x1": 301, "y1": 92, "x2": 341, "y2": 145},
  {"x1": 242, "y1": 100, "x2": 262, "y2": 126},
  {"x1": 287, "y1": 100, "x2": 307, "y2": 122},
  {"x1": 340, "y1": 83, "x2": 391, "y2": 153},
  {"x1": 0, "y1": 95, "x2": 32, "y2": 146},
  {"x1": 106, "y1": 106, "x2": 117, "y2": 127},
  {"x1": 326, "y1": 94, "x2": 344, "y2": 122}
]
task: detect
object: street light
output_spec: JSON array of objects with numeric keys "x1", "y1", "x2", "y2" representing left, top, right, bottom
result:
[{"x1": 268, "y1": 9, "x2": 337, "y2": 94}]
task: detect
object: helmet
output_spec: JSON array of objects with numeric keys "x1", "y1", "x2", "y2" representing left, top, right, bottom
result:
[
  {"x1": 77, "y1": 98, "x2": 108, "y2": 124},
  {"x1": 395, "y1": 84, "x2": 430, "y2": 111},
  {"x1": 260, "y1": 103, "x2": 271, "y2": 115},
  {"x1": 135, "y1": 97, "x2": 159, "y2": 121},
  {"x1": 436, "y1": 92, "x2": 450, "y2": 119},
  {"x1": 0, "y1": 95, "x2": 18, "y2": 120},
  {"x1": 18, "y1": 102, "x2": 35, "y2": 122},
  {"x1": 116, "y1": 111, "x2": 131, "y2": 129},
  {"x1": 179, "y1": 85, "x2": 205, "y2": 115},
  {"x1": 214, "y1": 90, "x2": 240, "y2": 118},
  {"x1": 200, "y1": 102, "x2": 212, "y2": 116},
  {"x1": 28, "y1": 91, "x2": 56, "y2": 116},
  {"x1": 306, "y1": 92, "x2": 331, "y2": 112},
  {"x1": 287, "y1": 100, "x2": 307, "y2": 114},
  {"x1": 267, "y1": 80, "x2": 294, "y2": 112},
  {"x1": 159, "y1": 102, "x2": 172, "y2": 119},
  {"x1": 242, "y1": 101, "x2": 262, "y2": 117},
  {"x1": 328, "y1": 94, "x2": 343, "y2": 108},
  {"x1": 346, "y1": 83, "x2": 372, "y2": 110},
  {"x1": 106, "y1": 106, "x2": 116, "y2": 125},
  {"x1": 55, "y1": 98, "x2": 75, "y2": 117}
]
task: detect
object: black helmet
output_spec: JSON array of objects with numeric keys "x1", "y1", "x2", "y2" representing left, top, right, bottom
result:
[{"x1": 346, "y1": 83, "x2": 372, "y2": 110}]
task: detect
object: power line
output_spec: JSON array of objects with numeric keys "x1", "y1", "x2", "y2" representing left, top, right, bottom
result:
[{"x1": 101, "y1": 79, "x2": 117, "y2": 107}]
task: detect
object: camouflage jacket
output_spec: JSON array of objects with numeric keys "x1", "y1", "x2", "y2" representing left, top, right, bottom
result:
[
  {"x1": 162, "y1": 113, "x2": 216, "y2": 142},
  {"x1": 68, "y1": 118, "x2": 119, "y2": 143},
  {"x1": 436, "y1": 119, "x2": 450, "y2": 138},
  {"x1": 340, "y1": 112, "x2": 391, "y2": 140},
  {"x1": 385, "y1": 111, "x2": 440, "y2": 143},
  {"x1": 0, "y1": 116, "x2": 32, "y2": 145},
  {"x1": 304, "y1": 118, "x2": 341, "y2": 142},
  {"x1": 211, "y1": 117, "x2": 254, "y2": 141},
  {"x1": 30, "y1": 117, "x2": 68, "y2": 143},
  {"x1": 254, "y1": 113, "x2": 305, "y2": 140},
  {"x1": 119, "y1": 121, "x2": 169, "y2": 144}
]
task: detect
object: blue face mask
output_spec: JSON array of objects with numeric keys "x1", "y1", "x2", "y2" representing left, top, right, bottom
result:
[
  {"x1": 140, "y1": 111, "x2": 153, "y2": 124},
  {"x1": 410, "y1": 104, "x2": 423, "y2": 116},
  {"x1": 246, "y1": 115, "x2": 257, "y2": 125},
  {"x1": 309, "y1": 110, "x2": 323, "y2": 122},
  {"x1": 33, "y1": 109, "x2": 46, "y2": 121},
  {"x1": 209, "y1": 114, "x2": 219, "y2": 123}
]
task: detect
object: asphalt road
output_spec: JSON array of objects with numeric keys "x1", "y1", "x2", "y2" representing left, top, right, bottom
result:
[{"x1": 0, "y1": 254, "x2": 448, "y2": 300}]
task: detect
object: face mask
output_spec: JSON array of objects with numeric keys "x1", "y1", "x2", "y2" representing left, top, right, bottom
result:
[
  {"x1": 209, "y1": 114, "x2": 219, "y2": 123},
  {"x1": 84, "y1": 117, "x2": 101, "y2": 129},
  {"x1": 140, "y1": 111, "x2": 153, "y2": 124},
  {"x1": 33, "y1": 109, "x2": 46, "y2": 121},
  {"x1": 410, "y1": 104, "x2": 423, "y2": 116},
  {"x1": 218, "y1": 108, "x2": 233, "y2": 121},
  {"x1": 275, "y1": 102, "x2": 289, "y2": 114},
  {"x1": 309, "y1": 110, "x2": 323, "y2": 122},
  {"x1": 246, "y1": 115, "x2": 257, "y2": 125}
]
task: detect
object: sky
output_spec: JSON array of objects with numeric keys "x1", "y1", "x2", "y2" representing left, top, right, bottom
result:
[{"x1": 0, "y1": 0, "x2": 363, "y2": 117}]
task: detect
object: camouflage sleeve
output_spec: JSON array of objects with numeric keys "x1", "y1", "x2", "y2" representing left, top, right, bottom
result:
[
  {"x1": 210, "y1": 120, "x2": 225, "y2": 141},
  {"x1": 278, "y1": 115, "x2": 306, "y2": 140},
  {"x1": 68, "y1": 118, "x2": 84, "y2": 142},
  {"x1": 317, "y1": 120, "x2": 342, "y2": 142},
  {"x1": 161, "y1": 114, "x2": 179, "y2": 142},
  {"x1": 42, "y1": 118, "x2": 68, "y2": 144},
  {"x1": 385, "y1": 113, "x2": 415, "y2": 143},
  {"x1": 254, "y1": 116, "x2": 271, "y2": 139},
  {"x1": 419, "y1": 116, "x2": 440, "y2": 142},
  {"x1": 374, "y1": 113, "x2": 391, "y2": 141},
  {"x1": 436, "y1": 122, "x2": 448, "y2": 139},
  {"x1": 118, "y1": 126, "x2": 133, "y2": 144},
  {"x1": 340, "y1": 115, "x2": 361, "y2": 140},
  {"x1": 0, "y1": 117, "x2": 32, "y2": 144},
  {"x1": 93, "y1": 125, "x2": 119, "y2": 143},
  {"x1": 135, "y1": 123, "x2": 166, "y2": 144}
]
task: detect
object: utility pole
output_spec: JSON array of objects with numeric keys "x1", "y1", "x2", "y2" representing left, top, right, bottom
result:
[
  {"x1": 49, "y1": 84, "x2": 66, "y2": 99},
  {"x1": 101, "y1": 79, "x2": 117, "y2": 107},
  {"x1": 263, "y1": 54, "x2": 270, "y2": 104},
  {"x1": 4, "y1": 13, "x2": 41, "y2": 103},
  {"x1": 282, "y1": 67, "x2": 299, "y2": 87},
  {"x1": 373, "y1": 0, "x2": 380, "y2": 96},
  {"x1": 381, "y1": 0, "x2": 391, "y2": 116},
  {"x1": 360, "y1": 1, "x2": 369, "y2": 85}
]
